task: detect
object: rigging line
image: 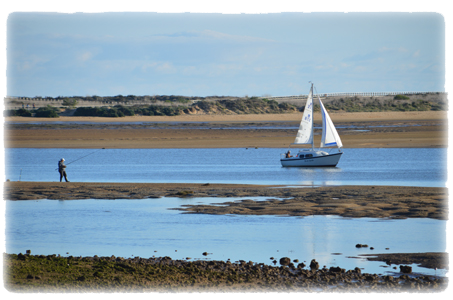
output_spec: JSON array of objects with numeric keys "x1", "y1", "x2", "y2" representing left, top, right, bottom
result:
[{"x1": 313, "y1": 85, "x2": 319, "y2": 97}]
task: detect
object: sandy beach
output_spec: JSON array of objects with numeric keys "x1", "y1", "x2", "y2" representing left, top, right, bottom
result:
[{"x1": 4, "y1": 111, "x2": 447, "y2": 148}]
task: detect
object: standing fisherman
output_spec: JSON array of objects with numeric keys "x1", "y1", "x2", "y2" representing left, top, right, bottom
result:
[{"x1": 58, "y1": 158, "x2": 69, "y2": 182}]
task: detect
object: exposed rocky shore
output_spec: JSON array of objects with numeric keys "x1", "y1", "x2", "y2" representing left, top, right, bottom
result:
[{"x1": 4, "y1": 253, "x2": 448, "y2": 292}]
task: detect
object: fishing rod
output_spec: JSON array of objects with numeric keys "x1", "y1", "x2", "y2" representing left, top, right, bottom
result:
[
  {"x1": 66, "y1": 148, "x2": 105, "y2": 166},
  {"x1": 55, "y1": 148, "x2": 105, "y2": 170}
]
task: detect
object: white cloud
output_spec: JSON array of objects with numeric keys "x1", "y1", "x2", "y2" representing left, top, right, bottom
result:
[
  {"x1": 396, "y1": 63, "x2": 417, "y2": 71},
  {"x1": 152, "y1": 30, "x2": 274, "y2": 44},
  {"x1": 155, "y1": 62, "x2": 176, "y2": 73},
  {"x1": 253, "y1": 66, "x2": 268, "y2": 72},
  {"x1": 314, "y1": 64, "x2": 336, "y2": 71},
  {"x1": 77, "y1": 51, "x2": 94, "y2": 62},
  {"x1": 201, "y1": 30, "x2": 274, "y2": 43},
  {"x1": 378, "y1": 46, "x2": 391, "y2": 52},
  {"x1": 15, "y1": 54, "x2": 49, "y2": 71},
  {"x1": 208, "y1": 63, "x2": 244, "y2": 76},
  {"x1": 141, "y1": 61, "x2": 177, "y2": 74},
  {"x1": 6, "y1": 12, "x2": 445, "y2": 97},
  {"x1": 354, "y1": 66, "x2": 368, "y2": 72},
  {"x1": 141, "y1": 62, "x2": 157, "y2": 72}
]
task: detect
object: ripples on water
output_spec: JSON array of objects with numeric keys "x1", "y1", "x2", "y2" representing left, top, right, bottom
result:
[
  {"x1": 4, "y1": 147, "x2": 448, "y2": 277},
  {"x1": 4, "y1": 148, "x2": 447, "y2": 187},
  {"x1": 5, "y1": 197, "x2": 447, "y2": 277}
]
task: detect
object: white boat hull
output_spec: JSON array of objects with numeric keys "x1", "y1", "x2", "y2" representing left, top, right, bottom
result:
[
  {"x1": 281, "y1": 83, "x2": 344, "y2": 167},
  {"x1": 280, "y1": 152, "x2": 342, "y2": 167}
]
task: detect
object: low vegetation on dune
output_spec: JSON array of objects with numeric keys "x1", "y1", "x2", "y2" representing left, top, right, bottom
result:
[
  {"x1": 323, "y1": 96, "x2": 446, "y2": 112},
  {"x1": 4, "y1": 93, "x2": 447, "y2": 118},
  {"x1": 5, "y1": 105, "x2": 60, "y2": 118},
  {"x1": 4, "y1": 98, "x2": 298, "y2": 118},
  {"x1": 187, "y1": 98, "x2": 298, "y2": 115}
]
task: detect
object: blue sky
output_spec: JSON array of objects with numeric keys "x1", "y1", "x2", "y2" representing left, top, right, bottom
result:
[{"x1": 4, "y1": 6, "x2": 448, "y2": 98}]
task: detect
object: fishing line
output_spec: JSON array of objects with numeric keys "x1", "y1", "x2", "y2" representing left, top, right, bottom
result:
[
  {"x1": 66, "y1": 148, "x2": 105, "y2": 166},
  {"x1": 55, "y1": 148, "x2": 105, "y2": 170}
]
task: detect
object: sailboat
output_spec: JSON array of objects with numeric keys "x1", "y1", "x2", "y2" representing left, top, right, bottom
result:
[{"x1": 280, "y1": 82, "x2": 343, "y2": 167}]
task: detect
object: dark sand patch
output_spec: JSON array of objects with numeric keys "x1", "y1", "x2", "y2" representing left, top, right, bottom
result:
[
  {"x1": 4, "y1": 182, "x2": 448, "y2": 220},
  {"x1": 360, "y1": 252, "x2": 448, "y2": 270}
]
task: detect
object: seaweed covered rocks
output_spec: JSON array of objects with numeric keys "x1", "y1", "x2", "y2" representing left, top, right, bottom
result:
[{"x1": 4, "y1": 253, "x2": 448, "y2": 292}]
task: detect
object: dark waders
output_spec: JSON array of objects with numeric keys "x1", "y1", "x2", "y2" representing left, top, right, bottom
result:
[{"x1": 59, "y1": 170, "x2": 69, "y2": 182}]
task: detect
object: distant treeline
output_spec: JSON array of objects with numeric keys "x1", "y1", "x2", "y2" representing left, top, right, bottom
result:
[{"x1": 4, "y1": 95, "x2": 448, "y2": 118}]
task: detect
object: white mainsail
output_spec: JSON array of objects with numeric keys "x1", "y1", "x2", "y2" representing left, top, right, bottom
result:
[
  {"x1": 281, "y1": 82, "x2": 343, "y2": 167},
  {"x1": 319, "y1": 95, "x2": 343, "y2": 148},
  {"x1": 294, "y1": 86, "x2": 314, "y2": 145}
]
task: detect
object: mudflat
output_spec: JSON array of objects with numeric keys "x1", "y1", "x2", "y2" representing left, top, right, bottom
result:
[
  {"x1": 4, "y1": 111, "x2": 447, "y2": 148},
  {"x1": 4, "y1": 182, "x2": 448, "y2": 220}
]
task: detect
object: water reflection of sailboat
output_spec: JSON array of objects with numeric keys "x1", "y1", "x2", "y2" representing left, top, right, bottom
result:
[
  {"x1": 281, "y1": 82, "x2": 343, "y2": 167},
  {"x1": 292, "y1": 166, "x2": 343, "y2": 187}
]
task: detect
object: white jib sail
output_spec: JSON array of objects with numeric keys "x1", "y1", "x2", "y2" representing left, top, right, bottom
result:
[
  {"x1": 294, "y1": 87, "x2": 314, "y2": 144},
  {"x1": 319, "y1": 96, "x2": 343, "y2": 148}
]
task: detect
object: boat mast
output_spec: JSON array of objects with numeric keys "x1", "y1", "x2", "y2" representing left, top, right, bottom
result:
[{"x1": 310, "y1": 82, "x2": 314, "y2": 151}]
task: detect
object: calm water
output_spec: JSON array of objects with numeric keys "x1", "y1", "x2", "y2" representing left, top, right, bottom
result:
[
  {"x1": 4, "y1": 148, "x2": 447, "y2": 187},
  {"x1": 3, "y1": 147, "x2": 449, "y2": 277},
  {"x1": 5, "y1": 197, "x2": 447, "y2": 277}
]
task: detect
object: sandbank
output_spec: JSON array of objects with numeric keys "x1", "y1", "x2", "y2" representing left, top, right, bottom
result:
[
  {"x1": 4, "y1": 182, "x2": 448, "y2": 220},
  {"x1": 5, "y1": 110, "x2": 447, "y2": 123},
  {"x1": 4, "y1": 111, "x2": 448, "y2": 148}
]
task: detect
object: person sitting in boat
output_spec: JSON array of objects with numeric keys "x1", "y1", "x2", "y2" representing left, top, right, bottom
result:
[{"x1": 285, "y1": 150, "x2": 292, "y2": 158}]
